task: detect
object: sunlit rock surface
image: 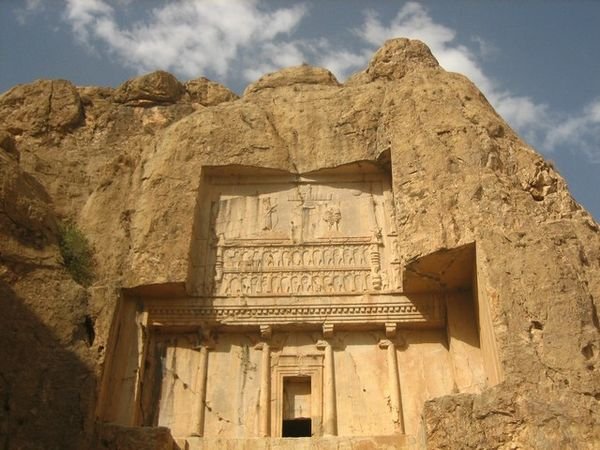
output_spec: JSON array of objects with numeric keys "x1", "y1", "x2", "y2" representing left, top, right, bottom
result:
[{"x1": 0, "y1": 38, "x2": 598, "y2": 450}]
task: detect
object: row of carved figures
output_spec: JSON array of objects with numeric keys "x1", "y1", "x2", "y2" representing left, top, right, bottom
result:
[
  {"x1": 212, "y1": 268, "x2": 401, "y2": 296},
  {"x1": 220, "y1": 244, "x2": 372, "y2": 270}
]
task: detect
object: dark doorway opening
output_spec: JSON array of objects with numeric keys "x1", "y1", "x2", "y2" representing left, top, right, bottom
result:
[{"x1": 282, "y1": 418, "x2": 311, "y2": 437}]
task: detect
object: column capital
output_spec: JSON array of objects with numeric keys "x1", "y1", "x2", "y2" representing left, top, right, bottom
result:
[
  {"x1": 378, "y1": 338, "x2": 394, "y2": 349},
  {"x1": 379, "y1": 335, "x2": 406, "y2": 350},
  {"x1": 254, "y1": 341, "x2": 270, "y2": 351},
  {"x1": 192, "y1": 328, "x2": 215, "y2": 350},
  {"x1": 260, "y1": 324, "x2": 273, "y2": 340},
  {"x1": 385, "y1": 322, "x2": 397, "y2": 338},
  {"x1": 316, "y1": 339, "x2": 330, "y2": 350}
]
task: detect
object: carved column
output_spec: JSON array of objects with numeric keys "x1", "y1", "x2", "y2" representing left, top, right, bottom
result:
[
  {"x1": 317, "y1": 327, "x2": 337, "y2": 436},
  {"x1": 133, "y1": 311, "x2": 149, "y2": 426},
  {"x1": 256, "y1": 341, "x2": 271, "y2": 437},
  {"x1": 191, "y1": 343, "x2": 210, "y2": 436},
  {"x1": 370, "y1": 228, "x2": 383, "y2": 290},
  {"x1": 379, "y1": 339, "x2": 405, "y2": 434}
]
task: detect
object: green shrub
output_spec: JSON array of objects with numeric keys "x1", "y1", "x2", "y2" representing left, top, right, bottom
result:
[{"x1": 58, "y1": 222, "x2": 94, "y2": 286}]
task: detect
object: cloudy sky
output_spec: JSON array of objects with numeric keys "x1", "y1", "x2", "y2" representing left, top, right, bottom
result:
[{"x1": 2, "y1": 0, "x2": 599, "y2": 219}]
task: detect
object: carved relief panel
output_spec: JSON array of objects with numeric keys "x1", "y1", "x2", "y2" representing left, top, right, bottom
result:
[{"x1": 192, "y1": 165, "x2": 401, "y2": 297}]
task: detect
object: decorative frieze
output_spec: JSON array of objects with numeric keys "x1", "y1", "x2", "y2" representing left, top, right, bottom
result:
[
  {"x1": 146, "y1": 295, "x2": 444, "y2": 327},
  {"x1": 212, "y1": 237, "x2": 392, "y2": 295}
]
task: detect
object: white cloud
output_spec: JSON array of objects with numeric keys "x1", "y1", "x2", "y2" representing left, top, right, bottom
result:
[
  {"x1": 15, "y1": 0, "x2": 46, "y2": 24},
  {"x1": 241, "y1": 41, "x2": 306, "y2": 82},
  {"x1": 62, "y1": 0, "x2": 307, "y2": 78},
  {"x1": 43, "y1": 0, "x2": 599, "y2": 162},
  {"x1": 542, "y1": 99, "x2": 600, "y2": 162}
]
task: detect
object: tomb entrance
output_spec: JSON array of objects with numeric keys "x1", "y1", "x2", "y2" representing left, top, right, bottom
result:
[{"x1": 97, "y1": 163, "x2": 493, "y2": 448}]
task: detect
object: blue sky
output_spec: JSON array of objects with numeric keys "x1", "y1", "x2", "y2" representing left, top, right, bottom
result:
[{"x1": 2, "y1": 1, "x2": 599, "y2": 220}]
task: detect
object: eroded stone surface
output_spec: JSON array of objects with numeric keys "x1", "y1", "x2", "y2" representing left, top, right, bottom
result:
[
  {"x1": 113, "y1": 71, "x2": 185, "y2": 106},
  {"x1": 0, "y1": 79, "x2": 83, "y2": 135},
  {"x1": 0, "y1": 38, "x2": 598, "y2": 449},
  {"x1": 244, "y1": 65, "x2": 340, "y2": 95},
  {"x1": 184, "y1": 77, "x2": 238, "y2": 106}
]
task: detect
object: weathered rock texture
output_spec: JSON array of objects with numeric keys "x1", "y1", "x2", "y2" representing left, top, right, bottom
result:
[{"x1": 0, "y1": 38, "x2": 598, "y2": 449}]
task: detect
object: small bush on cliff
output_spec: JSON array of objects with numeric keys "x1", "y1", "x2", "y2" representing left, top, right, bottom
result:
[{"x1": 58, "y1": 222, "x2": 94, "y2": 286}]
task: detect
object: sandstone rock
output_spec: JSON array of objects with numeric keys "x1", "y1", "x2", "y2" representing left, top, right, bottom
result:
[
  {"x1": 346, "y1": 38, "x2": 440, "y2": 85},
  {"x1": 0, "y1": 38, "x2": 598, "y2": 450},
  {"x1": 0, "y1": 129, "x2": 18, "y2": 160},
  {"x1": 113, "y1": 71, "x2": 184, "y2": 106},
  {"x1": 93, "y1": 424, "x2": 175, "y2": 450},
  {"x1": 0, "y1": 79, "x2": 82, "y2": 135},
  {"x1": 244, "y1": 65, "x2": 340, "y2": 95},
  {"x1": 184, "y1": 77, "x2": 238, "y2": 106},
  {"x1": 0, "y1": 149, "x2": 96, "y2": 450},
  {"x1": 0, "y1": 150, "x2": 58, "y2": 255}
]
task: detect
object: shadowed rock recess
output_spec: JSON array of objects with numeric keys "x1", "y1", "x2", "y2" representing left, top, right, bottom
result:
[{"x1": 0, "y1": 39, "x2": 598, "y2": 450}]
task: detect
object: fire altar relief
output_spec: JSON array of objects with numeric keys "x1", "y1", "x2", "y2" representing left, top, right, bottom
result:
[
  {"x1": 175, "y1": 164, "x2": 446, "y2": 328},
  {"x1": 195, "y1": 165, "x2": 403, "y2": 298},
  {"x1": 98, "y1": 164, "x2": 487, "y2": 447}
]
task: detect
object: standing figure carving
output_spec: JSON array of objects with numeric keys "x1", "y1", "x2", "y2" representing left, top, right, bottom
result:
[{"x1": 262, "y1": 197, "x2": 277, "y2": 231}]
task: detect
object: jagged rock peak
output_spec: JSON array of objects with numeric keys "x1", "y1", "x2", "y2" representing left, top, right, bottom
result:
[
  {"x1": 347, "y1": 38, "x2": 440, "y2": 85},
  {"x1": 244, "y1": 65, "x2": 340, "y2": 95}
]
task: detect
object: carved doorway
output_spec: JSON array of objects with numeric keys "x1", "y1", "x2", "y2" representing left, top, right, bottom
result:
[
  {"x1": 271, "y1": 353, "x2": 323, "y2": 437},
  {"x1": 282, "y1": 376, "x2": 312, "y2": 437}
]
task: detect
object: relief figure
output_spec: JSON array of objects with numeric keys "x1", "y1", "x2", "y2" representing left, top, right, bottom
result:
[
  {"x1": 323, "y1": 248, "x2": 333, "y2": 266},
  {"x1": 281, "y1": 276, "x2": 291, "y2": 293},
  {"x1": 264, "y1": 251, "x2": 274, "y2": 267},
  {"x1": 333, "y1": 248, "x2": 343, "y2": 265},
  {"x1": 334, "y1": 274, "x2": 344, "y2": 292},
  {"x1": 390, "y1": 238, "x2": 400, "y2": 262},
  {"x1": 312, "y1": 274, "x2": 323, "y2": 292},
  {"x1": 273, "y1": 274, "x2": 282, "y2": 294},
  {"x1": 313, "y1": 249, "x2": 323, "y2": 266},
  {"x1": 354, "y1": 273, "x2": 364, "y2": 291},
  {"x1": 344, "y1": 247, "x2": 354, "y2": 265},
  {"x1": 230, "y1": 276, "x2": 242, "y2": 295},
  {"x1": 261, "y1": 275, "x2": 271, "y2": 294},
  {"x1": 324, "y1": 275, "x2": 334, "y2": 293},
  {"x1": 291, "y1": 276, "x2": 301, "y2": 293},
  {"x1": 301, "y1": 275, "x2": 312, "y2": 293},
  {"x1": 253, "y1": 250, "x2": 262, "y2": 270},
  {"x1": 292, "y1": 251, "x2": 302, "y2": 266},
  {"x1": 282, "y1": 250, "x2": 291, "y2": 267},
  {"x1": 344, "y1": 272, "x2": 355, "y2": 292},
  {"x1": 251, "y1": 276, "x2": 260, "y2": 294},
  {"x1": 242, "y1": 276, "x2": 251, "y2": 295},
  {"x1": 354, "y1": 247, "x2": 365, "y2": 265},
  {"x1": 323, "y1": 206, "x2": 342, "y2": 231},
  {"x1": 262, "y1": 197, "x2": 277, "y2": 231},
  {"x1": 381, "y1": 270, "x2": 389, "y2": 291},
  {"x1": 302, "y1": 249, "x2": 312, "y2": 266}
]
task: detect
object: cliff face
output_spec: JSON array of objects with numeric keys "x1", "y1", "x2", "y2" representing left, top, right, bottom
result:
[{"x1": 0, "y1": 39, "x2": 598, "y2": 449}]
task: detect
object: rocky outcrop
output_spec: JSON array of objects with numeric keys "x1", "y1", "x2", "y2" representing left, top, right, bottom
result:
[
  {"x1": 0, "y1": 38, "x2": 598, "y2": 449},
  {"x1": 244, "y1": 65, "x2": 340, "y2": 94},
  {"x1": 184, "y1": 77, "x2": 238, "y2": 106},
  {"x1": 0, "y1": 141, "x2": 96, "y2": 449},
  {"x1": 0, "y1": 79, "x2": 83, "y2": 135},
  {"x1": 113, "y1": 71, "x2": 185, "y2": 106},
  {"x1": 346, "y1": 37, "x2": 440, "y2": 84}
]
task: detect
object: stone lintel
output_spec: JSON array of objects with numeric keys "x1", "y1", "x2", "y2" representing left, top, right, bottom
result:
[{"x1": 145, "y1": 293, "x2": 444, "y2": 329}]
